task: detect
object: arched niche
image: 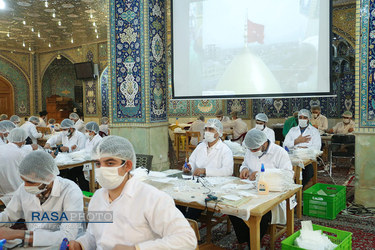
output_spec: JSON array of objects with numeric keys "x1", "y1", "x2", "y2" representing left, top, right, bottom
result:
[
  {"x1": 100, "y1": 66, "x2": 109, "y2": 117},
  {"x1": 41, "y1": 56, "x2": 81, "y2": 110}
]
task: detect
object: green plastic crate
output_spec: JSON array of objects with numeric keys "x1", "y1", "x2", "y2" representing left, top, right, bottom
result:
[
  {"x1": 303, "y1": 183, "x2": 346, "y2": 220},
  {"x1": 82, "y1": 191, "x2": 93, "y2": 197},
  {"x1": 281, "y1": 224, "x2": 352, "y2": 250}
]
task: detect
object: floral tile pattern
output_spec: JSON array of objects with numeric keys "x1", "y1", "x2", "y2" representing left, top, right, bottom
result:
[{"x1": 100, "y1": 66, "x2": 109, "y2": 117}]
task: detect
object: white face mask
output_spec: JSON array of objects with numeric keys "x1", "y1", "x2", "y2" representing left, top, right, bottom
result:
[
  {"x1": 62, "y1": 130, "x2": 69, "y2": 136},
  {"x1": 204, "y1": 131, "x2": 216, "y2": 143},
  {"x1": 298, "y1": 119, "x2": 308, "y2": 128},
  {"x1": 343, "y1": 118, "x2": 350, "y2": 124},
  {"x1": 255, "y1": 124, "x2": 264, "y2": 131},
  {"x1": 24, "y1": 183, "x2": 47, "y2": 195},
  {"x1": 85, "y1": 132, "x2": 94, "y2": 139},
  {"x1": 312, "y1": 113, "x2": 319, "y2": 119},
  {"x1": 251, "y1": 149, "x2": 263, "y2": 158},
  {"x1": 96, "y1": 163, "x2": 127, "y2": 190}
]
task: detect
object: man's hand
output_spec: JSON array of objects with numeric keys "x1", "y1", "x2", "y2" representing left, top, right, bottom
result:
[
  {"x1": 249, "y1": 171, "x2": 258, "y2": 181},
  {"x1": 31, "y1": 144, "x2": 38, "y2": 150},
  {"x1": 60, "y1": 146, "x2": 69, "y2": 152},
  {"x1": 0, "y1": 227, "x2": 24, "y2": 240},
  {"x1": 71, "y1": 145, "x2": 77, "y2": 151},
  {"x1": 44, "y1": 143, "x2": 51, "y2": 149},
  {"x1": 193, "y1": 168, "x2": 206, "y2": 176},
  {"x1": 313, "y1": 124, "x2": 318, "y2": 129},
  {"x1": 68, "y1": 240, "x2": 82, "y2": 250},
  {"x1": 182, "y1": 163, "x2": 191, "y2": 173},
  {"x1": 294, "y1": 135, "x2": 311, "y2": 145},
  {"x1": 240, "y1": 168, "x2": 249, "y2": 179},
  {"x1": 348, "y1": 128, "x2": 354, "y2": 133},
  {"x1": 113, "y1": 245, "x2": 136, "y2": 250}
]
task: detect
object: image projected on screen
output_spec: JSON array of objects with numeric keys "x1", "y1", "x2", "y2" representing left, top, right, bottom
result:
[{"x1": 172, "y1": 0, "x2": 331, "y2": 98}]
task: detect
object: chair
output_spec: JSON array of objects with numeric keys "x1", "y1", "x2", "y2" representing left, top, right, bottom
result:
[
  {"x1": 185, "y1": 131, "x2": 201, "y2": 159},
  {"x1": 136, "y1": 154, "x2": 153, "y2": 170},
  {"x1": 98, "y1": 131, "x2": 108, "y2": 137},
  {"x1": 329, "y1": 134, "x2": 355, "y2": 176},
  {"x1": 187, "y1": 219, "x2": 200, "y2": 250},
  {"x1": 231, "y1": 132, "x2": 247, "y2": 144},
  {"x1": 36, "y1": 126, "x2": 52, "y2": 134}
]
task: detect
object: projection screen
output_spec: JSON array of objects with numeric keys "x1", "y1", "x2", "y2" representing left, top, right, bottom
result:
[{"x1": 171, "y1": 0, "x2": 332, "y2": 99}]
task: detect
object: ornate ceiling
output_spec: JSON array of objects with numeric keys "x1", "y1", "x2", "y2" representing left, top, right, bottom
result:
[{"x1": 0, "y1": 0, "x2": 108, "y2": 52}]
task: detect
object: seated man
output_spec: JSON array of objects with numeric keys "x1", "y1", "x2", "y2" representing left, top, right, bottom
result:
[
  {"x1": 283, "y1": 109, "x2": 321, "y2": 186},
  {"x1": 188, "y1": 115, "x2": 205, "y2": 146},
  {"x1": 329, "y1": 111, "x2": 354, "y2": 134},
  {"x1": 84, "y1": 121, "x2": 103, "y2": 153},
  {"x1": 0, "y1": 151, "x2": 83, "y2": 247},
  {"x1": 215, "y1": 110, "x2": 231, "y2": 133},
  {"x1": 20, "y1": 116, "x2": 43, "y2": 144},
  {"x1": 230, "y1": 111, "x2": 248, "y2": 143},
  {"x1": 182, "y1": 119, "x2": 233, "y2": 219},
  {"x1": 231, "y1": 129, "x2": 293, "y2": 248},
  {"x1": 0, "y1": 120, "x2": 16, "y2": 145},
  {"x1": 69, "y1": 136, "x2": 197, "y2": 250},
  {"x1": 10, "y1": 115, "x2": 21, "y2": 127},
  {"x1": 184, "y1": 118, "x2": 234, "y2": 177},
  {"x1": 69, "y1": 112, "x2": 85, "y2": 134},
  {"x1": 99, "y1": 117, "x2": 110, "y2": 136},
  {"x1": 254, "y1": 113, "x2": 275, "y2": 143},
  {"x1": 0, "y1": 128, "x2": 31, "y2": 206},
  {"x1": 310, "y1": 105, "x2": 328, "y2": 135}
]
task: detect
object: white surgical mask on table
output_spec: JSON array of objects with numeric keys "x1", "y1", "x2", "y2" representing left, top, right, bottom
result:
[
  {"x1": 204, "y1": 131, "x2": 216, "y2": 143},
  {"x1": 298, "y1": 119, "x2": 308, "y2": 128},
  {"x1": 96, "y1": 163, "x2": 127, "y2": 190},
  {"x1": 255, "y1": 124, "x2": 264, "y2": 131},
  {"x1": 24, "y1": 183, "x2": 47, "y2": 195}
]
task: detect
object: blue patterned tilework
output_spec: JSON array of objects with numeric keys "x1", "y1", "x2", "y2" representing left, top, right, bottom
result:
[{"x1": 100, "y1": 66, "x2": 109, "y2": 117}]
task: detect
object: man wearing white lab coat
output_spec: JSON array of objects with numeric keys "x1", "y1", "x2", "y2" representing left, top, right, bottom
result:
[
  {"x1": 0, "y1": 151, "x2": 83, "y2": 247},
  {"x1": 0, "y1": 120, "x2": 16, "y2": 145},
  {"x1": 45, "y1": 119, "x2": 87, "y2": 153},
  {"x1": 0, "y1": 128, "x2": 30, "y2": 206},
  {"x1": 70, "y1": 112, "x2": 86, "y2": 134},
  {"x1": 188, "y1": 115, "x2": 205, "y2": 146},
  {"x1": 229, "y1": 129, "x2": 293, "y2": 247},
  {"x1": 254, "y1": 113, "x2": 275, "y2": 143},
  {"x1": 84, "y1": 122, "x2": 103, "y2": 153},
  {"x1": 69, "y1": 136, "x2": 197, "y2": 250},
  {"x1": 20, "y1": 116, "x2": 43, "y2": 144},
  {"x1": 283, "y1": 109, "x2": 321, "y2": 186},
  {"x1": 229, "y1": 111, "x2": 248, "y2": 143},
  {"x1": 185, "y1": 119, "x2": 234, "y2": 177}
]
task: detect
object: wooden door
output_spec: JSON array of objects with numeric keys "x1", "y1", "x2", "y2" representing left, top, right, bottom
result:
[{"x1": 0, "y1": 77, "x2": 14, "y2": 117}]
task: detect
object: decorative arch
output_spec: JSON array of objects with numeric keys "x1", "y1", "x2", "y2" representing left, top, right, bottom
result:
[
  {"x1": 100, "y1": 66, "x2": 109, "y2": 117},
  {"x1": 41, "y1": 52, "x2": 76, "y2": 81},
  {"x1": 0, "y1": 55, "x2": 30, "y2": 116},
  {"x1": 0, "y1": 76, "x2": 14, "y2": 116}
]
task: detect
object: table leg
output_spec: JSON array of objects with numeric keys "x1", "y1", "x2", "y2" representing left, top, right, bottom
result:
[
  {"x1": 312, "y1": 161, "x2": 318, "y2": 185},
  {"x1": 89, "y1": 162, "x2": 96, "y2": 193},
  {"x1": 244, "y1": 216, "x2": 261, "y2": 250},
  {"x1": 286, "y1": 198, "x2": 295, "y2": 236},
  {"x1": 205, "y1": 211, "x2": 213, "y2": 243}
]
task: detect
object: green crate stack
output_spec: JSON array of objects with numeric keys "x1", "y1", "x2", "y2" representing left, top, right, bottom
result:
[
  {"x1": 281, "y1": 224, "x2": 352, "y2": 250},
  {"x1": 303, "y1": 183, "x2": 346, "y2": 220}
]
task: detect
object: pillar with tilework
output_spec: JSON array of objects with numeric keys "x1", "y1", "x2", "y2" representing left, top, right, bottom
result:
[
  {"x1": 108, "y1": 0, "x2": 169, "y2": 170},
  {"x1": 355, "y1": 0, "x2": 375, "y2": 207}
]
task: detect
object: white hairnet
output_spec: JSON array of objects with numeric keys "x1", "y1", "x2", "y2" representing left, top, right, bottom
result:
[
  {"x1": 19, "y1": 151, "x2": 59, "y2": 184},
  {"x1": 0, "y1": 114, "x2": 8, "y2": 120},
  {"x1": 85, "y1": 121, "x2": 99, "y2": 134},
  {"x1": 243, "y1": 129, "x2": 267, "y2": 149},
  {"x1": 10, "y1": 115, "x2": 20, "y2": 123},
  {"x1": 8, "y1": 128, "x2": 27, "y2": 143},
  {"x1": 205, "y1": 118, "x2": 223, "y2": 136},
  {"x1": 29, "y1": 116, "x2": 39, "y2": 124},
  {"x1": 94, "y1": 136, "x2": 136, "y2": 169},
  {"x1": 255, "y1": 113, "x2": 268, "y2": 122},
  {"x1": 0, "y1": 120, "x2": 16, "y2": 133},
  {"x1": 69, "y1": 113, "x2": 80, "y2": 120},
  {"x1": 343, "y1": 111, "x2": 353, "y2": 118},
  {"x1": 61, "y1": 118, "x2": 75, "y2": 129},
  {"x1": 298, "y1": 109, "x2": 311, "y2": 119}
]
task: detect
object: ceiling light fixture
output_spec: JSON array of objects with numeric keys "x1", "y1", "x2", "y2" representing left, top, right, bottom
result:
[
  {"x1": 38, "y1": 31, "x2": 40, "y2": 38},
  {"x1": 57, "y1": 54, "x2": 61, "y2": 59},
  {"x1": 22, "y1": 41, "x2": 25, "y2": 47},
  {"x1": 49, "y1": 42, "x2": 51, "y2": 47},
  {"x1": 7, "y1": 32, "x2": 9, "y2": 37},
  {"x1": 31, "y1": 27, "x2": 34, "y2": 32},
  {"x1": 93, "y1": 22, "x2": 96, "y2": 27},
  {"x1": 90, "y1": 13, "x2": 93, "y2": 19},
  {"x1": 52, "y1": 12, "x2": 56, "y2": 18},
  {"x1": 45, "y1": 1, "x2": 48, "y2": 8},
  {"x1": 71, "y1": 37, "x2": 73, "y2": 43},
  {"x1": 96, "y1": 34, "x2": 99, "y2": 39},
  {"x1": 0, "y1": 0, "x2": 5, "y2": 10},
  {"x1": 29, "y1": 46, "x2": 31, "y2": 51},
  {"x1": 23, "y1": 20, "x2": 26, "y2": 25},
  {"x1": 94, "y1": 28, "x2": 97, "y2": 33},
  {"x1": 58, "y1": 20, "x2": 61, "y2": 26}
]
